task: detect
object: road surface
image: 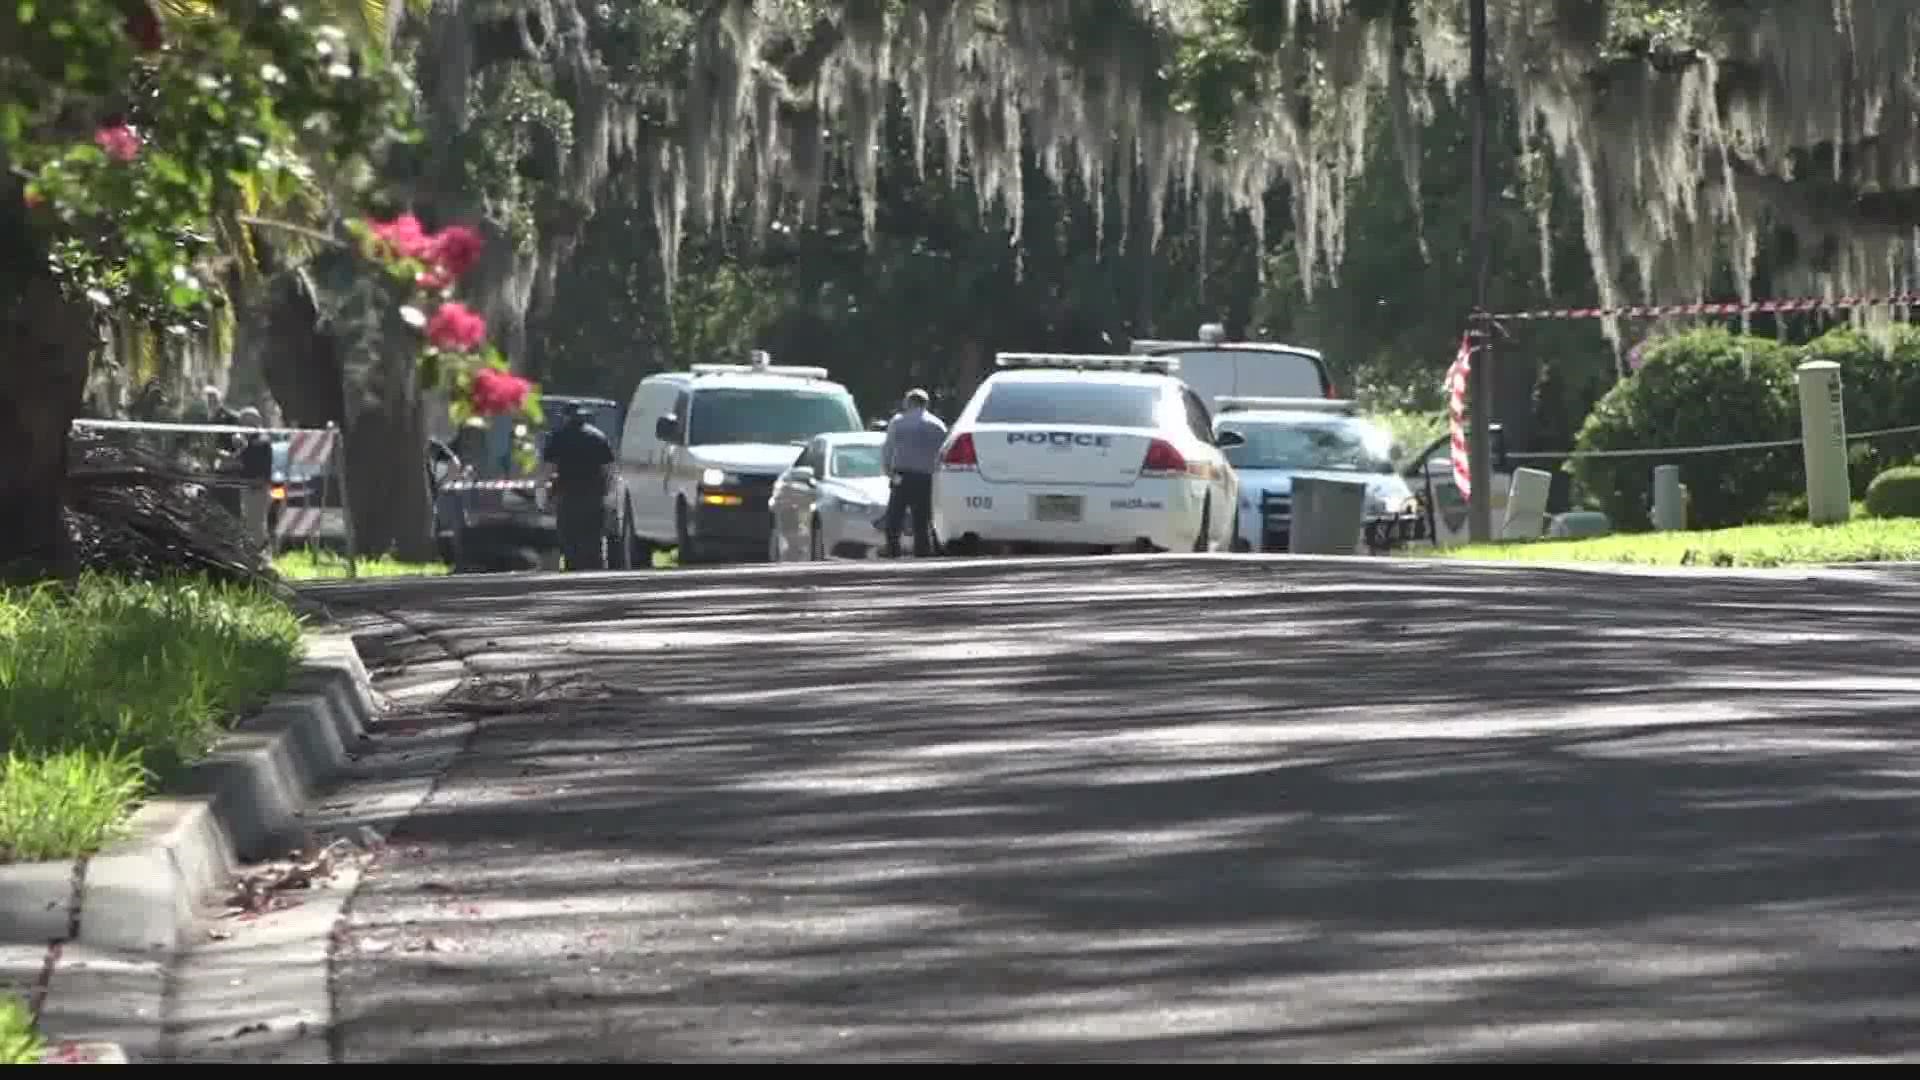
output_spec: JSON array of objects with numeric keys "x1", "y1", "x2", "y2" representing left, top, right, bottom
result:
[{"x1": 197, "y1": 556, "x2": 1920, "y2": 1061}]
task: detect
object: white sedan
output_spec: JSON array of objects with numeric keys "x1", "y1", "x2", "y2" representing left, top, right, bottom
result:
[
  {"x1": 767, "y1": 432, "x2": 899, "y2": 561},
  {"x1": 931, "y1": 353, "x2": 1244, "y2": 556}
]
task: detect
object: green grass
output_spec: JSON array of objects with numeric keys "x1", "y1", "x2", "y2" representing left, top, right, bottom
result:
[
  {"x1": 273, "y1": 549, "x2": 448, "y2": 581},
  {"x1": 0, "y1": 994, "x2": 41, "y2": 1064},
  {"x1": 0, "y1": 575, "x2": 304, "y2": 863},
  {"x1": 1431, "y1": 514, "x2": 1920, "y2": 569}
]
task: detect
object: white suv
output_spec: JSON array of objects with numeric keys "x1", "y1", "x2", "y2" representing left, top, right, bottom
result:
[
  {"x1": 614, "y1": 352, "x2": 864, "y2": 565},
  {"x1": 931, "y1": 352, "x2": 1244, "y2": 556}
]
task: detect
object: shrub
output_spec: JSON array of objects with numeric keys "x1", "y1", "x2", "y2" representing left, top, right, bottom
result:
[
  {"x1": 1801, "y1": 326, "x2": 1920, "y2": 497},
  {"x1": 1865, "y1": 465, "x2": 1920, "y2": 519},
  {"x1": 1570, "y1": 327, "x2": 1798, "y2": 530},
  {"x1": 1366, "y1": 409, "x2": 1448, "y2": 466}
]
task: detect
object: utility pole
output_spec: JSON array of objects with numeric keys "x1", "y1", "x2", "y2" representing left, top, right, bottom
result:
[{"x1": 1465, "y1": 0, "x2": 1494, "y2": 542}]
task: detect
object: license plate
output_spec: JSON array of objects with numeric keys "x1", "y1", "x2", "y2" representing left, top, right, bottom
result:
[{"x1": 1032, "y1": 494, "x2": 1084, "y2": 522}]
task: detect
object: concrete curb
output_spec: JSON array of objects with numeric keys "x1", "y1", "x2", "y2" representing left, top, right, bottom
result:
[{"x1": 0, "y1": 629, "x2": 376, "y2": 1061}]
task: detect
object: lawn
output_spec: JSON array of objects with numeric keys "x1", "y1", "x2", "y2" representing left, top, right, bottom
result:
[
  {"x1": 0, "y1": 994, "x2": 39, "y2": 1064},
  {"x1": 273, "y1": 548, "x2": 448, "y2": 580},
  {"x1": 0, "y1": 575, "x2": 304, "y2": 863},
  {"x1": 1431, "y1": 515, "x2": 1920, "y2": 568}
]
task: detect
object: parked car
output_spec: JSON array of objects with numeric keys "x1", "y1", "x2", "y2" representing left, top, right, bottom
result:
[{"x1": 766, "y1": 431, "x2": 900, "y2": 561}]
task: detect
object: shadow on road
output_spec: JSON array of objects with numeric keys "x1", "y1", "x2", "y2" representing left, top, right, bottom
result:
[{"x1": 308, "y1": 557, "x2": 1920, "y2": 1061}]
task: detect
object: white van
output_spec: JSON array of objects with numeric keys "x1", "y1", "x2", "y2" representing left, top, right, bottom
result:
[
  {"x1": 1131, "y1": 323, "x2": 1335, "y2": 404},
  {"x1": 614, "y1": 352, "x2": 864, "y2": 565}
]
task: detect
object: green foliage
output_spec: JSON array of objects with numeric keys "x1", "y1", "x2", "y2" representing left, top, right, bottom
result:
[
  {"x1": 0, "y1": 995, "x2": 41, "y2": 1064},
  {"x1": 1570, "y1": 328, "x2": 1798, "y2": 530},
  {"x1": 1865, "y1": 465, "x2": 1920, "y2": 520},
  {"x1": 1366, "y1": 409, "x2": 1447, "y2": 465},
  {"x1": 0, "y1": 574, "x2": 304, "y2": 861},
  {"x1": 5, "y1": 0, "x2": 416, "y2": 331}
]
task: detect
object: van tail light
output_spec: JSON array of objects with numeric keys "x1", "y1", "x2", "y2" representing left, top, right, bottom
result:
[
  {"x1": 1326, "y1": 379, "x2": 1339, "y2": 399},
  {"x1": 941, "y1": 432, "x2": 978, "y2": 469},
  {"x1": 1140, "y1": 438, "x2": 1187, "y2": 476}
]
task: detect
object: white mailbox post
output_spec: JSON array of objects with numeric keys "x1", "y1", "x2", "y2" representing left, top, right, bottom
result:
[
  {"x1": 1501, "y1": 468, "x2": 1552, "y2": 540},
  {"x1": 1796, "y1": 360, "x2": 1850, "y2": 525},
  {"x1": 1651, "y1": 464, "x2": 1685, "y2": 531}
]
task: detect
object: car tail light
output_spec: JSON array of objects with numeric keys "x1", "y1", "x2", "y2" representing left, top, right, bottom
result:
[
  {"x1": 941, "y1": 432, "x2": 977, "y2": 468},
  {"x1": 1140, "y1": 438, "x2": 1187, "y2": 476},
  {"x1": 1326, "y1": 379, "x2": 1339, "y2": 398}
]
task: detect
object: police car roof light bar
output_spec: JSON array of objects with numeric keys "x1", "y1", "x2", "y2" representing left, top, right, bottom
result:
[
  {"x1": 690, "y1": 362, "x2": 832, "y2": 380},
  {"x1": 1214, "y1": 395, "x2": 1358, "y2": 415},
  {"x1": 994, "y1": 352, "x2": 1180, "y2": 374}
]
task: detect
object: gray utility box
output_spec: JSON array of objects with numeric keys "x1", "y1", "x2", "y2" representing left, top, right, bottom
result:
[{"x1": 1289, "y1": 475, "x2": 1368, "y2": 555}]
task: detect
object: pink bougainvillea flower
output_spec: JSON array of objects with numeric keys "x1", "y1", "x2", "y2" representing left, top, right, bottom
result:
[
  {"x1": 425, "y1": 302, "x2": 488, "y2": 353},
  {"x1": 366, "y1": 213, "x2": 432, "y2": 262},
  {"x1": 95, "y1": 124, "x2": 142, "y2": 163},
  {"x1": 416, "y1": 267, "x2": 452, "y2": 291},
  {"x1": 469, "y1": 368, "x2": 533, "y2": 416},
  {"x1": 425, "y1": 225, "x2": 485, "y2": 279}
]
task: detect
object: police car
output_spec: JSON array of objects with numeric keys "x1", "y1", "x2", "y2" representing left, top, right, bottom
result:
[
  {"x1": 1211, "y1": 397, "x2": 1422, "y2": 553},
  {"x1": 931, "y1": 352, "x2": 1244, "y2": 556}
]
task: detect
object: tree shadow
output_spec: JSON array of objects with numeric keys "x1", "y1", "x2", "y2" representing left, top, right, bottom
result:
[{"x1": 301, "y1": 557, "x2": 1920, "y2": 1061}]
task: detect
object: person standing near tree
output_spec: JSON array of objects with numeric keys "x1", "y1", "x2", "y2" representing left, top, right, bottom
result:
[
  {"x1": 231, "y1": 406, "x2": 275, "y2": 554},
  {"x1": 880, "y1": 388, "x2": 947, "y2": 558}
]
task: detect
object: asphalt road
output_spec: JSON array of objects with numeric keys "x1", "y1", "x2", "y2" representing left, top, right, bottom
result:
[{"x1": 267, "y1": 556, "x2": 1920, "y2": 1061}]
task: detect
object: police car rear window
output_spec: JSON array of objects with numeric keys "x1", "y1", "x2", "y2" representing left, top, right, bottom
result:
[{"x1": 976, "y1": 383, "x2": 1160, "y2": 428}]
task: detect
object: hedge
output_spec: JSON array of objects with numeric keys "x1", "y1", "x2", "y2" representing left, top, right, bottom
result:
[{"x1": 1569, "y1": 327, "x2": 1798, "y2": 530}]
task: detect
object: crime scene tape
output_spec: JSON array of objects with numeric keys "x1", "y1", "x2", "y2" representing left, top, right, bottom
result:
[
  {"x1": 441, "y1": 478, "x2": 545, "y2": 492},
  {"x1": 1471, "y1": 291, "x2": 1920, "y2": 322}
]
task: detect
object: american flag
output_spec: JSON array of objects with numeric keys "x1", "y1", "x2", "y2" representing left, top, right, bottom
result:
[{"x1": 1444, "y1": 334, "x2": 1474, "y2": 499}]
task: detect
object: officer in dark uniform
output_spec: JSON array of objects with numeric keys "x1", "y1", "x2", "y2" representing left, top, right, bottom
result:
[{"x1": 542, "y1": 403, "x2": 615, "y2": 571}]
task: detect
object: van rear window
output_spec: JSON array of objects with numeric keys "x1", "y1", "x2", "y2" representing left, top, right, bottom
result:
[{"x1": 975, "y1": 382, "x2": 1161, "y2": 428}]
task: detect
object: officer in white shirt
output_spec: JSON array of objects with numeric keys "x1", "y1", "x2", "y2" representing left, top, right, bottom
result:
[{"x1": 879, "y1": 388, "x2": 947, "y2": 557}]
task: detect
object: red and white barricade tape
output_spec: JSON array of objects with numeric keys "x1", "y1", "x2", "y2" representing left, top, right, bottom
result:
[
  {"x1": 1470, "y1": 291, "x2": 1920, "y2": 322},
  {"x1": 274, "y1": 506, "x2": 327, "y2": 539},
  {"x1": 286, "y1": 428, "x2": 337, "y2": 470}
]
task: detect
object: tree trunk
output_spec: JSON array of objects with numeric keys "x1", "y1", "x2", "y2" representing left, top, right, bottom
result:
[
  {"x1": 0, "y1": 174, "x2": 100, "y2": 582},
  {"x1": 1494, "y1": 351, "x2": 1540, "y2": 452},
  {"x1": 226, "y1": 287, "x2": 280, "y2": 421},
  {"x1": 341, "y1": 334, "x2": 436, "y2": 562},
  {"x1": 260, "y1": 273, "x2": 347, "y2": 429}
]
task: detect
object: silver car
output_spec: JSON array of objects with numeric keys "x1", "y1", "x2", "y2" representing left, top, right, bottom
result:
[{"x1": 767, "y1": 432, "x2": 896, "y2": 561}]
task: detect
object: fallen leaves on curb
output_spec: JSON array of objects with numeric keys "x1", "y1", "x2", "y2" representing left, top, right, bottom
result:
[
  {"x1": 222, "y1": 836, "x2": 358, "y2": 917},
  {"x1": 438, "y1": 672, "x2": 617, "y2": 715}
]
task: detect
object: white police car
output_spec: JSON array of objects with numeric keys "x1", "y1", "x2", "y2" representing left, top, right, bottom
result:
[
  {"x1": 931, "y1": 353, "x2": 1244, "y2": 556},
  {"x1": 1211, "y1": 397, "x2": 1420, "y2": 552}
]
